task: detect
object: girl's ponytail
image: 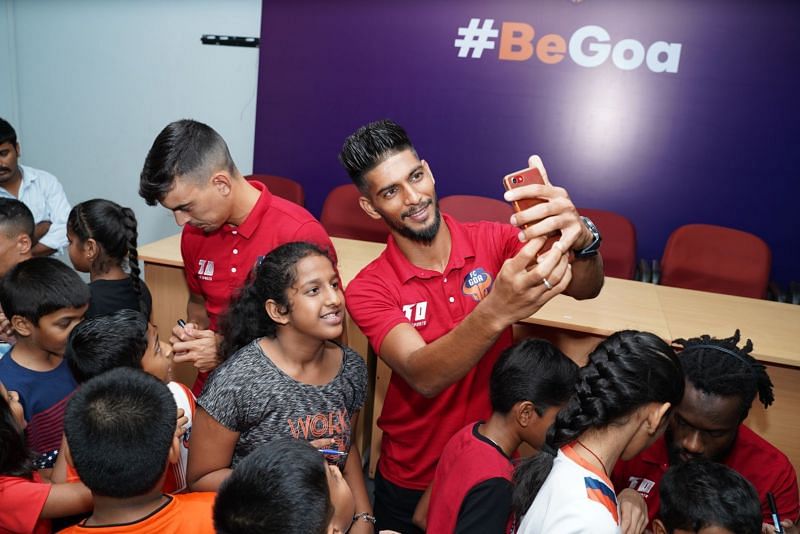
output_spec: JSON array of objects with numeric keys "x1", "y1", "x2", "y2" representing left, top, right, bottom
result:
[{"x1": 120, "y1": 206, "x2": 147, "y2": 315}]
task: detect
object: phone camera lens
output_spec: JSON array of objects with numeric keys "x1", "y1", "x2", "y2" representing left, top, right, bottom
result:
[{"x1": 512, "y1": 177, "x2": 518, "y2": 184}]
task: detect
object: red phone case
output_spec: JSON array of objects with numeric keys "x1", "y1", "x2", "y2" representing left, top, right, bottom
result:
[{"x1": 502, "y1": 166, "x2": 560, "y2": 253}]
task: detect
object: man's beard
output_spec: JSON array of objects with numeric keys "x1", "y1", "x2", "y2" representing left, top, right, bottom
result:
[{"x1": 379, "y1": 198, "x2": 442, "y2": 245}]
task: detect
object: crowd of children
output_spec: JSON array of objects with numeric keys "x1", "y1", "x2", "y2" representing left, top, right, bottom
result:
[{"x1": 0, "y1": 129, "x2": 796, "y2": 533}]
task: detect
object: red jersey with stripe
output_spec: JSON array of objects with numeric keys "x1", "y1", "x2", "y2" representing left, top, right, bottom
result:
[
  {"x1": 427, "y1": 422, "x2": 514, "y2": 533},
  {"x1": 345, "y1": 214, "x2": 524, "y2": 490},
  {"x1": 180, "y1": 180, "x2": 336, "y2": 395}
]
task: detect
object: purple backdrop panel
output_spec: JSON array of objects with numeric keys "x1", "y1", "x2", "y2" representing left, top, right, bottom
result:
[{"x1": 255, "y1": 0, "x2": 800, "y2": 285}]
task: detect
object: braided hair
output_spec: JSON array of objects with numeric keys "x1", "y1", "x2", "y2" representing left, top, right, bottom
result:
[
  {"x1": 512, "y1": 330, "x2": 684, "y2": 522},
  {"x1": 67, "y1": 199, "x2": 147, "y2": 315},
  {"x1": 218, "y1": 242, "x2": 334, "y2": 362},
  {"x1": 675, "y1": 330, "x2": 773, "y2": 421}
]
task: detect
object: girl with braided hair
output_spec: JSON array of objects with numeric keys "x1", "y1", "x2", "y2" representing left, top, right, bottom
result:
[
  {"x1": 513, "y1": 330, "x2": 684, "y2": 534},
  {"x1": 67, "y1": 199, "x2": 152, "y2": 319}
]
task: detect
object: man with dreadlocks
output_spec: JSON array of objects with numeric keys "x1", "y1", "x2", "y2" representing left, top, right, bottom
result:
[{"x1": 612, "y1": 330, "x2": 799, "y2": 533}]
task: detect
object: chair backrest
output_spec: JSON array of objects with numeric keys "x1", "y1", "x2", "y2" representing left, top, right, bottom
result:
[
  {"x1": 660, "y1": 223, "x2": 771, "y2": 299},
  {"x1": 439, "y1": 194, "x2": 513, "y2": 224},
  {"x1": 245, "y1": 174, "x2": 305, "y2": 206},
  {"x1": 578, "y1": 208, "x2": 637, "y2": 280},
  {"x1": 320, "y1": 184, "x2": 389, "y2": 242}
]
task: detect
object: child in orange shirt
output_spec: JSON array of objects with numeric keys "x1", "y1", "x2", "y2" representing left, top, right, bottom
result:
[{"x1": 59, "y1": 367, "x2": 215, "y2": 533}]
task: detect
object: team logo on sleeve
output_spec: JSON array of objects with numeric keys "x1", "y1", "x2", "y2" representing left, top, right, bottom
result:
[
  {"x1": 402, "y1": 301, "x2": 428, "y2": 328},
  {"x1": 462, "y1": 268, "x2": 494, "y2": 302},
  {"x1": 197, "y1": 259, "x2": 215, "y2": 280}
]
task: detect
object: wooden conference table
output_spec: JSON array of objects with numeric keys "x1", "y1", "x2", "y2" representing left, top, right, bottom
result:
[{"x1": 140, "y1": 234, "x2": 800, "y2": 479}]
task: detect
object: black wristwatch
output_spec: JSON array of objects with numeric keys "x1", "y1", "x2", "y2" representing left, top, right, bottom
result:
[{"x1": 573, "y1": 216, "x2": 602, "y2": 259}]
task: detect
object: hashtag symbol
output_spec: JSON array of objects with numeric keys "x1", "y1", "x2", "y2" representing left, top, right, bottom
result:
[{"x1": 454, "y1": 18, "x2": 498, "y2": 59}]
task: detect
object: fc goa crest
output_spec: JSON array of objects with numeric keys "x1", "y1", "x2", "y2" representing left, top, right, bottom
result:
[{"x1": 462, "y1": 268, "x2": 494, "y2": 302}]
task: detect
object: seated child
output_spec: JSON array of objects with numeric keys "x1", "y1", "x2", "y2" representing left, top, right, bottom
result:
[
  {"x1": 214, "y1": 437, "x2": 355, "y2": 534},
  {"x1": 0, "y1": 379, "x2": 91, "y2": 533},
  {"x1": 0, "y1": 257, "x2": 89, "y2": 467},
  {"x1": 654, "y1": 459, "x2": 762, "y2": 534},
  {"x1": 63, "y1": 309, "x2": 194, "y2": 493},
  {"x1": 425, "y1": 338, "x2": 579, "y2": 533},
  {"x1": 60, "y1": 367, "x2": 215, "y2": 532},
  {"x1": 0, "y1": 197, "x2": 34, "y2": 346}
]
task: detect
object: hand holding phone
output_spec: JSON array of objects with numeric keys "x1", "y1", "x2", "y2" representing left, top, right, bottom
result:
[{"x1": 502, "y1": 164, "x2": 560, "y2": 253}]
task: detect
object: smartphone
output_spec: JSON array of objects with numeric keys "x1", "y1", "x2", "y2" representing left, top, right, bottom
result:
[
  {"x1": 502, "y1": 165, "x2": 560, "y2": 253},
  {"x1": 502, "y1": 166, "x2": 547, "y2": 229}
]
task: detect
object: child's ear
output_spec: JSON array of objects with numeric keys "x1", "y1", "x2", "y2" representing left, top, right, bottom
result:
[
  {"x1": 84, "y1": 238, "x2": 99, "y2": 262},
  {"x1": 651, "y1": 518, "x2": 668, "y2": 534},
  {"x1": 647, "y1": 402, "x2": 672, "y2": 435},
  {"x1": 11, "y1": 315, "x2": 33, "y2": 337},
  {"x1": 265, "y1": 299, "x2": 290, "y2": 325},
  {"x1": 16, "y1": 233, "x2": 32, "y2": 255},
  {"x1": 514, "y1": 400, "x2": 536, "y2": 428}
]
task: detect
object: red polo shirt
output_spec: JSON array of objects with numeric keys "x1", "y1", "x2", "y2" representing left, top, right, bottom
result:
[
  {"x1": 612, "y1": 425, "x2": 799, "y2": 526},
  {"x1": 345, "y1": 214, "x2": 523, "y2": 490},
  {"x1": 181, "y1": 180, "x2": 335, "y2": 392}
]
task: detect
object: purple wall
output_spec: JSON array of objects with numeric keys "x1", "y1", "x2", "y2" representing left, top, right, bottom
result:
[{"x1": 254, "y1": 0, "x2": 799, "y2": 286}]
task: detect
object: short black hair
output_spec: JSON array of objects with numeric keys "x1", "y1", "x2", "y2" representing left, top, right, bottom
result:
[
  {"x1": 339, "y1": 119, "x2": 416, "y2": 191},
  {"x1": 0, "y1": 117, "x2": 17, "y2": 146},
  {"x1": 490, "y1": 338, "x2": 578, "y2": 414},
  {"x1": 64, "y1": 367, "x2": 177, "y2": 498},
  {"x1": 139, "y1": 119, "x2": 236, "y2": 205},
  {"x1": 676, "y1": 330, "x2": 774, "y2": 421},
  {"x1": 660, "y1": 459, "x2": 761, "y2": 534},
  {"x1": 65, "y1": 309, "x2": 149, "y2": 383},
  {"x1": 214, "y1": 438, "x2": 332, "y2": 534},
  {"x1": 0, "y1": 198, "x2": 34, "y2": 239},
  {"x1": 0, "y1": 257, "x2": 90, "y2": 324}
]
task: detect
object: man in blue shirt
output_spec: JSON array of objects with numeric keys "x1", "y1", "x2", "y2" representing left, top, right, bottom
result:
[{"x1": 0, "y1": 117, "x2": 70, "y2": 255}]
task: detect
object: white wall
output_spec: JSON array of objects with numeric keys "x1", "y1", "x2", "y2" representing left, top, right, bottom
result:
[
  {"x1": 3, "y1": 0, "x2": 261, "y2": 245},
  {"x1": 0, "y1": 1, "x2": 19, "y2": 125}
]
